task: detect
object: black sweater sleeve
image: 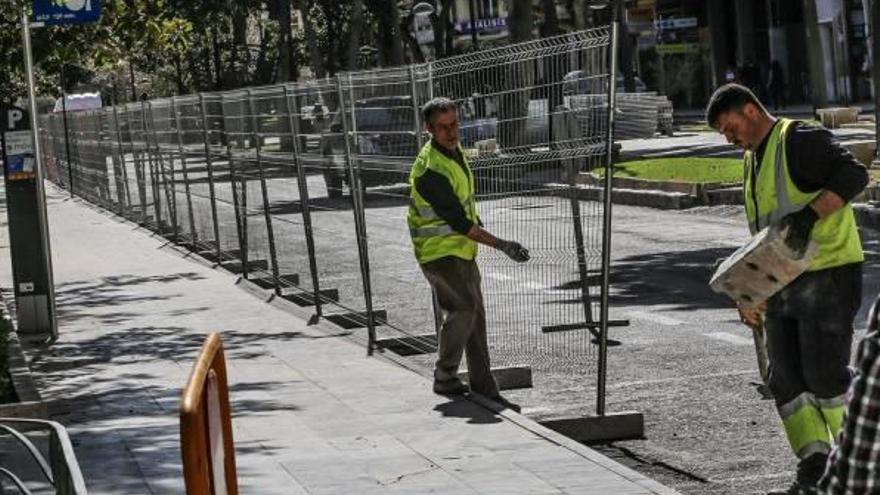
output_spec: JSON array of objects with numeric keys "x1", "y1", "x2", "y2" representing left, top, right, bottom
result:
[
  {"x1": 785, "y1": 123, "x2": 869, "y2": 202},
  {"x1": 415, "y1": 169, "x2": 475, "y2": 235}
]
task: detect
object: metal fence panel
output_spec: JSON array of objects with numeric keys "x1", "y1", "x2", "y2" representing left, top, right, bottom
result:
[{"x1": 39, "y1": 26, "x2": 620, "y2": 399}]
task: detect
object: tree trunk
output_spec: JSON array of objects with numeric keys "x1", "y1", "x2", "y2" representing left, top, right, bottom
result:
[
  {"x1": 274, "y1": 0, "x2": 297, "y2": 82},
  {"x1": 498, "y1": 0, "x2": 535, "y2": 151},
  {"x1": 432, "y1": 1, "x2": 446, "y2": 58},
  {"x1": 802, "y1": 0, "x2": 829, "y2": 108},
  {"x1": 211, "y1": 25, "x2": 223, "y2": 90},
  {"x1": 301, "y1": 0, "x2": 326, "y2": 79},
  {"x1": 567, "y1": 0, "x2": 584, "y2": 31},
  {"x1": 541, "y1": 0, "x2": 560, "y2": 37},
  {"x1": 377, "y1": 0, "x2": 406, "y2": 66},
  {"x1": 347, "y1": 0, "x2": 364, "y2": 70}
]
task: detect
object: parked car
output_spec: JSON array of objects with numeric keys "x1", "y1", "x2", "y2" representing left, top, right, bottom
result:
[{"x1": 319, "y1": 95, "x2": 496, "y2": 197}]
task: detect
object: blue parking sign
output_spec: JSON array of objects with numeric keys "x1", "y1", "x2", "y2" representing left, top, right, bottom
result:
[{"x1": 33, "y1": 0, "x2": 101, "y2": 26}]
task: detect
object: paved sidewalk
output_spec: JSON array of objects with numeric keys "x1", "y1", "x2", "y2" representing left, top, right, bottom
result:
[{"x1": 0, "y1": 183, "x2": 678, "y2": 494}]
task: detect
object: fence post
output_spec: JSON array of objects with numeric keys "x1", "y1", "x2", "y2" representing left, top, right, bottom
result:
[
  {"x1": 597, "y1": 21, "x2": 620, "y2": 418},
  {"x1": 111, "y1": 102, "x2": 133, "y2": 217},
  {"x1": 409, "y1": 65, "x2": 443, "y2": 336},
  {"x1": 61, "y1": 89, "x2": 74, "y2": 197},
  {"x1": 246, "y1": 89, "x2": 282, "y2": 293},
  {"x1": 142, "y1": 101, "x2": 166, "y2": 233},
  {"x1": 337, "y1": 75, "x2": 377, "y2": 355},
  {"x1": 198, "y1": 93, "x2": 223, "y2": 262},
  {"x1": 144, "y1": 101, "x2": 179, "y2": 239},
  {"x1": 127, "y1": 104, "x2": 150, "y2": 224},
  {"x1": 171, "y1": 97, "x2": 199, "y2": 247},
  {"x1": 283, "y1": 84, "x2": 324, "y2": 316},
  {"x1": 221, "y1": 94, "x2": 249, "y2": 275}
]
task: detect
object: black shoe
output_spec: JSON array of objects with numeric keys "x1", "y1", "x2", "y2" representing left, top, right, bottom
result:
[
  {"x1": 488, "y1": 395, "x2": 521, "y2": 413},
  {"x1": 767, "y1": 481, "x2": 817, "y2": 495},
  {"x1": 433, "y1": 378, "x2": 469, "y2": 395}
]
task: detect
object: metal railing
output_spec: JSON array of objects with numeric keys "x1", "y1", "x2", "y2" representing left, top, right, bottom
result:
[
  {"x1": 39, "y1": 27, "x2": 640, "y2": 411},
  {"x1": 0, "y1": 418, "x2": 88, "y2": 494}
]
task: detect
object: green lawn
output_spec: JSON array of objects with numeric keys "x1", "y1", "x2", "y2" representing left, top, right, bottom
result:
[{"x1": 597, "y1": 157, "x2": 743, "y2": 184}]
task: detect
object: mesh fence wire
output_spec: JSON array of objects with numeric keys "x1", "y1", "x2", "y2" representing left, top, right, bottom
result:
[{"x1": 38, "y1": 27, "x2": 649, "y2": 383}]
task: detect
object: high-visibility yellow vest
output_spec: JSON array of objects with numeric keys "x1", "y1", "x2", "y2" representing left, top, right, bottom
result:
[
  {"x1": 408, "y1": 142, "x2": 478, "y2": 264},
  {"x1": 743, "y1": 118, "x2": 863, "y2": 271}
]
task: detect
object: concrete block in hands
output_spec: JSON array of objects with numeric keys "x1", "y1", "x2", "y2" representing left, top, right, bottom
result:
[{"x1": 709, "y1": 225, "x2": 817, "y2": 308}]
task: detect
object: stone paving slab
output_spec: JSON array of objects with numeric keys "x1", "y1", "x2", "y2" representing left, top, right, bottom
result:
[{"x1": 0, "y1": 184, "x2": 678, "y2": 494}]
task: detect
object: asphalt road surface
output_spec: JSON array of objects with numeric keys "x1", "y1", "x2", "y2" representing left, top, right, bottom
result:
[{"x1": 102, "y1": 146, "x2": 880, "y2": 495}]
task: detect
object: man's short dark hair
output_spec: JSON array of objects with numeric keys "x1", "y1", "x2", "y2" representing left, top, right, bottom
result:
[
  {"x1": 705, "y1": 83, "x2": 767, "y2": 128},
  {"x1": 422, "y1": 97, "x2": 457, "y2": 125}
]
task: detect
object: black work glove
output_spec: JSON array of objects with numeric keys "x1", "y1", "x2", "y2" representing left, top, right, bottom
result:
[
  {"x1": 497, "y1": 240, "x2": 530, "y2": 263},
  {"x1": 779, "y1": 206, "x2": 819, "y2": 254}
]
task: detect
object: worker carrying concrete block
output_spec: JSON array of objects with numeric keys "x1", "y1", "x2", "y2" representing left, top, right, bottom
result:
[{"x1": 706, "y1": 83, "x2": 867, "y2": 495}]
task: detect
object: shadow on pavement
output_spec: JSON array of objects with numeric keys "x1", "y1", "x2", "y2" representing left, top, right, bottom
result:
[{"x1": 433, "y1": 399, "x2": 503, "y2": 425}]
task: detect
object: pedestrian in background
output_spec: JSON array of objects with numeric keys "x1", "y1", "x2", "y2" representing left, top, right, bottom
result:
[
  {"x1": 706, "y1": 83, "x2": 867, "y2": 495},
  {"x1": 407, "y1": 97, "x2": 530, "y2": 412}
]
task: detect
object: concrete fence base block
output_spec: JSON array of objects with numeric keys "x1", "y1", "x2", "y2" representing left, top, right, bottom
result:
[
  {"x1": 250, "y1": 273, "x2": 300, "y2": 290},
  {"x1": 376, "y1": 334, "x2": 437, "y2": 356},
  {"x1": 280, "y1": 289, "x2": 340, "y2": 306},
  {"x1": 540, "y1": 411, "x2": 644, "y2": 442},
  {"x1": 220, "y1": 259, "x2": 269, "y2": 274},
  {"x1": 459, "y1": 366, "x2": 533, "y2": 390},
  {"x1": 325, "y1": 310, "x2": 388, "y2": 330}
]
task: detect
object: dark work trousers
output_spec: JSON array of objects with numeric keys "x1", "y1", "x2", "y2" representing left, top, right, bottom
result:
[
  {"x1": 764, "y1": 263, "x2": 862, "y2": 483},
  {"x1": 420, "y1": 255, "x2": 499, "y2": 397}
]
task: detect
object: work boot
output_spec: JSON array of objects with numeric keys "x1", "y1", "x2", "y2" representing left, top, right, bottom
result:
[
  {"x1": 433, "y1": 378, "x2": 469, "y2": 396},
  {"x1": 768, "y1": 453, "x2": 827, "y2": 495}
]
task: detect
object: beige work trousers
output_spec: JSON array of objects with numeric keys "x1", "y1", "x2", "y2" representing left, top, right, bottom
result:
[{"x1": 420, "y1": 256, "x2": 499, "y2": 397}]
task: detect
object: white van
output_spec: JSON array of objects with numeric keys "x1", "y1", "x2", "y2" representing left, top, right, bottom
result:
[{"x1": 53, "y1": 92, "x2": 102, "y2": 113}]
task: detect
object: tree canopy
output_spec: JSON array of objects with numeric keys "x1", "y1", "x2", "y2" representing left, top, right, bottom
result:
[{"x1": 0, "y1": 0, "x2": 586, "y2": 105}]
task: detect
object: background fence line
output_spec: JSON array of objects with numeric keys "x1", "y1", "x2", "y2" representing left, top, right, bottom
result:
[{"x1": 37, "y1": 27, "x2": 669, "y2": 412}]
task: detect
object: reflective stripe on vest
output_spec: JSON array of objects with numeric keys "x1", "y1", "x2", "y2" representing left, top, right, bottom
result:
[
  {"x1": 746, "y1": 132, "x2": 802, "y2": 233},
  {"x1": 410, "y1": 225, "x2": 455, "y2": 237},
  {"x1": 409, "y1": 196, "x2": 476, "y2": 221}
]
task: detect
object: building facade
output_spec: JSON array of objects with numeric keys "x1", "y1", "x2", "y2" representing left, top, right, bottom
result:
[{"x1": 630, "y1": 0, "x2": 871, "y2": 108}]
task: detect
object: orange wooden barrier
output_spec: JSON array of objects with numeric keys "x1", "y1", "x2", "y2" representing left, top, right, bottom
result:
[{"x1": 180, "y1": 332, "x2": 239, "y2": 495}]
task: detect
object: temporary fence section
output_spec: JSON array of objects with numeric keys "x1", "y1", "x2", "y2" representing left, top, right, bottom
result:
[
  {"x1": 433, "y1": 30, "x2": 615, "y2": 375},
  {"x1": 39, "y1": 27, "x2": 634, "y2": 419}
]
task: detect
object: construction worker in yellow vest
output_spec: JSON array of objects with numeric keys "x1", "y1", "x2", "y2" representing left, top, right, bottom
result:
[
  {"x1": 408, "y1": 97, "x2": 529, "y2": 412},
  {"x1": 707, "y1": 84, "x2": 867, "y2": 495}
]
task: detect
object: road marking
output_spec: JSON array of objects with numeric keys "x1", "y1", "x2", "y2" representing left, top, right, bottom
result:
[
  {"x1": 704, "y1": 331, "x2": 754, "y2": 346},
  {"x1": 626, "y1": 310, "x2": 684, "y2": 326}
]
